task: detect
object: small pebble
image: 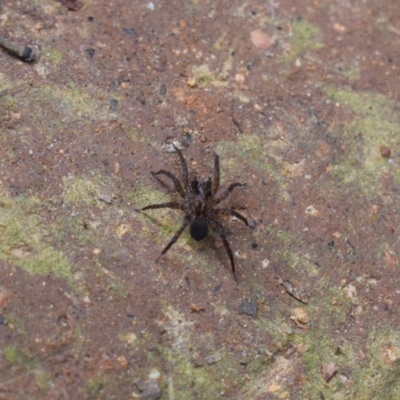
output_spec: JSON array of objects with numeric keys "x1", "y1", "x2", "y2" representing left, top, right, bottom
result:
[
  {"x1": 109, "y1": 99, "x2": 118, "y2": 111},
  {"x1": 113, "y1": 162, "x2": 120, "y2": 175},
  {"x1": 86, "y1": 48, "x2": 95, "y2": 58},
  {"x1": 380, "y1": 145, "x2": 391, "y2": 158},
  {"x1": 238, "y1": 299, "x2": 258, "y2": 318},
  {"x1": 0, "y1": 291, "x2": 9, "y2": 307},
  {"x1": 321, "y1": 362, "x2": 337, "y2": 382},
  {"x1": 250, "y1": 29, "x2": 273, "y2": 50},
  {"x1": 186, "y1": 76, "x2": 197, "y2": 87}
]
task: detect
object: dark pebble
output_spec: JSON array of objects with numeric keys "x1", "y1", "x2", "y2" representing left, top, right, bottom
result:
[
  {"x1": 380, "y1": 145, "x2": 391, "y2": 158},
  {"x1": 109, "y1": 98, "x2": 118, "y2": 111},
  {"x1": 238, "y1": 299, "x2": 258, "y2": 318},
  {"x1": 86, "y1": 48, "x2": 95, "y2": 58},
  {"x1": 123, "y1": 28, "x2": 137, "y2": 35}
]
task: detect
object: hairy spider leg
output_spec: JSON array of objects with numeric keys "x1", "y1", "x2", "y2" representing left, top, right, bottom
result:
[
  {"x1": 172, "y1": 144, "x2": 189, "y2": 189},
  {"x1": 151, "y1": 170, "x2": 185, "y2": 197},
  {"x1": 213, "y1": 208, "x2": 249, "y2": 226},
  {"x1": 138, "y1": 202, "x2": 183, "y2": 212},
  {"x1": 211, "y1": 218, "x2": 238, "y2": 282},
  {"x1": 156, "y1": 216, "x2": 193, "y2": 263},
  {"x1": 212, "y1": 152, "x2": 220, "y2": 194},
  {"x1": 214, "y1": 182, "x2": 245, "y2": 204}
]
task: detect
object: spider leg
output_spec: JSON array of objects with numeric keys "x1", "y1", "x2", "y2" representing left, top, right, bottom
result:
[
  {"x1": 213, "y1": 208, "x2": 249, "y2": 226},
  {"x1": 212, "y1": 152, "x2": 220, "y2": 194},
  {"x1": 172, "y1": 144, "x2": 189, "y2": 189},
  {"x1": 211, "y1": 218, "x2": 238, "y2": 283},
  {"x1": 214, "y1": 182, "x2": 245, "y2": 204},
  {"x1": 136, "y1": 202, "x2": 183, "y2": 212},
  {"x1": 156, "y1": 216, "x2": 192, "y2": 262},
  {"x1": 151, "y1": 170, "x2": 185, "y2": 197}
]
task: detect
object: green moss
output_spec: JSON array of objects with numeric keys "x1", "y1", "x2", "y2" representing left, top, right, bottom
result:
[
  {"x1": 36, "y1": 371, "x2": 52, "y2": 390},
  {"x1": 4, "y1": 345, "x2": 39, "y2": 369},
  {"x1": 338, "y1": 58, "x2": 361, "y2": 80},
  {"x1": 216, "y1": 134, "x2": 290, "y2": 200},
  {"x1": 193, "y1": 64, "x2": 219, "y2": 85},
  {"x1": 159, "y1": 306, "x2": 243, "y2": 399},
  {"x1": 0, "y1": 72, "x2": 12, "y2": 91},
  {"x1": 0, "y1": 189, "x2": 75, "y2": 283},
  {"x1": 63, "y1": 175, "x2": 103, "y2": 205},
  {"x1": 213, "y1": 31, "x2": 228, "y2": 50},
  {"x1": 0, "y1": 94, "x2": 16, "y2": 110},
  {"x1": 281, "y1": 18, "x2": 324, "y2": 61},
  {"x1": 127, "y1": 127, "x2": 141, "y2": 142},
  {"x1": 192, "y1": 62, "x2": 230, "y2": 87},
  {"x1": 87, "y1": 375, "x2": 108, "y2": 399},
  {"x1": 347, "y1": 328, "x2": 400, "y2": 398},
  {"x1": 31, "y1": 83, "x2": 103, "y2": 119},
  {"x1": 3, "y1": 314, "x2": 25, "y2": 334},
  {"x1": 322, "y1": 86, "x2": 400, "y2": 195},
  {"x1": 42, "y1": 47, "x2": 63, "y2": 64}
]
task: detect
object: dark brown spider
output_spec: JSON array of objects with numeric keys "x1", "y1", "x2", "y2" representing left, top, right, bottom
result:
[{"x1": 137, "y1": 145, "x2": 249, "y2": 282}]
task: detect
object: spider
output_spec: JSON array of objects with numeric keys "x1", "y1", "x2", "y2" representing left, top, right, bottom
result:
[{"x1": 137, "y1": 144, "x2": 249, "y2": 282}]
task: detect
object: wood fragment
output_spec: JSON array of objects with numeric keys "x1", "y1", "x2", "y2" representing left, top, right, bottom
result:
[
  {"x1": 192, "y1": 352, "x2": 222, "y2": 367},
  {"x1": 278, "y1": 278, "x2": 310, "y2": 303}
]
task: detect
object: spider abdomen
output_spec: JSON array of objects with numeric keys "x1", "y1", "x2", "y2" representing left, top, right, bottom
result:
[{"x1": 190, "y1": 216, "x2": 208, "y2": 241}]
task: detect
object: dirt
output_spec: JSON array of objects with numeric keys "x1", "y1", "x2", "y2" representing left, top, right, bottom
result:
[{"x1": 1, "y1": 0, "x2": 400, "y2": 399}]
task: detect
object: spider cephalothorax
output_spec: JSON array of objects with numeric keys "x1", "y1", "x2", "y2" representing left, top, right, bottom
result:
[{"x1": 137, "y1": 144, "x2": 249, "y2": 282}]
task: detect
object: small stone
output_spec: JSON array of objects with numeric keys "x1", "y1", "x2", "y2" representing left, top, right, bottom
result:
[
  {"x1": 267, "y1": 383, "x2": 281, "y2": 393},
  {"x1": 123, "y1": 28, "x2": 137, "y2": 35},
  {"x1": 250, "y1": 29, "x2": 273, "y2": 50},
  {"x1": 117, "y1": 224, "x2": 130, "y2": 237},
  {"x1": 60, "y1": 0, "x2": 83, "y2": 11},
  {"x1": 125, "y1": 332, "x2": 137, "y2": 344},
  {"x1": 134, "y1": 379, "x2": 161, "y2": 400},
  {"x1": 235, "y1": 73, "x2": 245, "y2": 84},
  {"x1": 199, "y1": 135, "x2": 207, "y2": 143},
  {"x1": 333, "y1": 22, "x2": 347, "y2": 32},
  {"x1": 291, "y1": 307, "x2": 309, "y2": 328},
  {"x1": 86, "y1": 48, "x2": 95, "y2": 58},
  {"x1": 186, "y1": 76, "x2": 197, "y2": 87},
  {"x1": 321, "y1": 362, "x2": 337, "y2": 382},
  {"x1": 113, "y1": 162, "x2": 120, "y2": 175},
  {"x1": 305, "y1": 205, "x2": 318, "y2": 215},
  {"x1": 262, "y1": 259, "x2": 270, "y2": 269},
  {"x1": 117, "y1": 355, "x2": 128, "y2": 367},
  {"x1": 238, "y1": 299, "x2": 258, "y2": 318},
  {"x1": 109, "y1": 98, "x2": 118, "y2": 111},
  {"x1": 190, "y1": 304, "x2": 205, "y2": 312},
  {"x1": 380, "y1": 145, "x2": 391, "y2": 158},
  {"x1": 0, "y1": 291, "x2": 9, "y2": 307}
]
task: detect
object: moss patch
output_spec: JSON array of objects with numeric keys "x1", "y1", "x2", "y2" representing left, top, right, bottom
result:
[
  {"x1": 281, "y1": 18, "x2": 324, "y2": 61},
  {"x1": 0, "y1": 188, "x2": 75, "y2": 283},
  {"x1": 4, "y1": 345, "x2": 39, "y2": 369},
  {"x1": 322, "y1": 85, "x2": 400, "y2": 194}
]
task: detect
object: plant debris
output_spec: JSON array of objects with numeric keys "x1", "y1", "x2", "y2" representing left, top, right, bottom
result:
[
  {"x1": 278, "y1": 278, "x2": 310, "y2": 303},
  {"x1": 192, "y1": 352, "x2": 222, "y2": 367},
  {"x1": 321, "y1": 362, "x2": 338, "y2": 382}
]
